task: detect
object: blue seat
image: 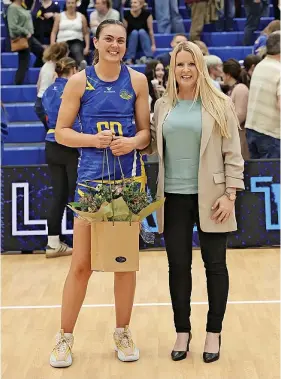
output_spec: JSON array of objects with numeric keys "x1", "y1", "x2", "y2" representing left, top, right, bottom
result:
[
  {"x1": 1, "y1": 85, "x2": 37, "y2": 102},
  {"x1": 1, "y1": 68, "x2": 40, "y2": 85},
  {"x1": 6, "y1": 122, "x2": 46, "y2": 143},
  {"x1": 1, "y1": 53, "x2": 36, "y2": 68},
  {"x1": 155, "y1": 31, "x2": 259, "y2": 47},
  {"x1": 5, "y1": 103, "x2": 39, "y2": 122},
  {"x1": 152, "y1": 17, "x2": 273, "y2": 33},
  {"x1": 2, "y1": 143, "x2": 45, "y2": 165},
  {"x1": 155, "y1": 46, "x2": 252, "y2": 61}
]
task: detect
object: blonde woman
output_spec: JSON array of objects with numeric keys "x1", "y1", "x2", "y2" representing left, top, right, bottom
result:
[{"x1": 148, "y1": 42, "x2": 244, "y2": 363}]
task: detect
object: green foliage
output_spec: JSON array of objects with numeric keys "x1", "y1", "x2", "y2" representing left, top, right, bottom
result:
[{"x1": 74, "y1": 180, "x2": 153, "y2": 216}]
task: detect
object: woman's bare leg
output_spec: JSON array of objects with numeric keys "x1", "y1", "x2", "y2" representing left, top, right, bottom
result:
[
  {"x1": 61, "y1": 218, "x2": 92, "y2": 333},
  {"x1": 114, "y1": 272, "x2": 136, "y2": 327}
]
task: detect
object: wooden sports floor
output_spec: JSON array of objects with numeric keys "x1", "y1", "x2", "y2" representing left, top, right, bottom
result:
[{"x1": 1, "y1": 248, "x2": 280, "y2": 379}]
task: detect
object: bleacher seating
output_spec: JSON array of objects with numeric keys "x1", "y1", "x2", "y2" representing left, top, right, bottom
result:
[{"x1": 1, "y1": 0, "x2": 274, "y2": 165}]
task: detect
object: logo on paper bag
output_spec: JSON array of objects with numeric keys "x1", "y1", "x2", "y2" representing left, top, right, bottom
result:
[{"x1": 115, "y1": 256, "x2": 127, "y2": 263}]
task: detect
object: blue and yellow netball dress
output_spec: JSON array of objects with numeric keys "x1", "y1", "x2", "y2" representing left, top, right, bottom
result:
[
  {"x1": 76, "y1": 64, "x2": 146, "y2": 198},
  {"x1": 43, "y1": 77, "x2": 69, "y2": 142}
]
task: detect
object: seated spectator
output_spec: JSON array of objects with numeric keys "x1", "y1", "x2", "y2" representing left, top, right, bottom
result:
[
  {"x1": 7, "y1": 0, "x2": 44, "y2": 85},
  {"x1": 253, "y1": 20, "x2": 280, "y2": 56},
  {"x1": 90, "y1": 0, "x2": 120, "y2": 35},
  {"x1": 243, "y1": 54, "x2": 261, "y2": 78},
  {"x1": 156, "y1": 33, "x2": 188, "y2": 71},
  {"x1": 154, "y1": 0, "x2": 185, "y2": 34},
  {"x1": 193, "y1": 40, "x2": 209, "y2": 55},
  {"x1": 204, "y1": 55, "x2": 223, "y2": 90},
  {"x1": 145, "y1": 60, "x2": 167, "y2": 112},
  {"x1": 33, "y1": 0, "x2": 60, "y2": 45},
  {"x1": 34, "y1": 42, "x2": 69, "y2": 130},
  {"x1": 51, "y1": 0, "x2": 90, "y2": 69},
  {"x1": 63, "y1": 0, "x2": 91, "y2": 25},
  {"x1": 223, "y1": 58, "x2": 250, "y2": 159},
  {"x1": 246, "y1": 32, "x2": 280, "y2": 159},
  {"x1": 123, "y1": 0, "x2": 155, "y2": 64}
]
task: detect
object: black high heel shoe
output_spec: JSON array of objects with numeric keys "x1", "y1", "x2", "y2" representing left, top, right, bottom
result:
[
  {"x1": 171, "y1": 332, "x2": 192, "y2": 361},
  {"x1": 203, "y1": 335, "x2": 221, "y2": 363}
]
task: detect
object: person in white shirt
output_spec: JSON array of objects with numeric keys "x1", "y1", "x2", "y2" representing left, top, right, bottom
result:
[
  {"x1": 34, "y1": 42, "x2": 69, "y2": 130},
  {"x1": 245, "y1": 32, "x2": 280, "y2": 159},
  {"x1": 51, "y1": 0, "x2": 90, "y2": 69},
  {"x1": 90, "y1": 0, "x2": 120, "y2": 35}
]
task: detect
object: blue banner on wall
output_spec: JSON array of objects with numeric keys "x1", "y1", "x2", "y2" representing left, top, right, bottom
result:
[{"x1": 1, "y1": 160, "x2": 280, "y2": 252}]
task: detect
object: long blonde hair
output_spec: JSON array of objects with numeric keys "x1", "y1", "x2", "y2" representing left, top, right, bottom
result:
[{"x1": 165, "y1": 41, "x2": 233, "y2": 138}]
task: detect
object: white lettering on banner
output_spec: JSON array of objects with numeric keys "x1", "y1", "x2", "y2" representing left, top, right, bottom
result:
[{"x1": 12, "y1": 183, "x2": 73, "y2": 236}]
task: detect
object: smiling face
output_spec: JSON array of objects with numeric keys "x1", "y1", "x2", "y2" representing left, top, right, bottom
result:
[
  {"x1": 94, "y1": 24, "x2": 127, "y2": 63},
  {"x1": 131, "y1": 0, "x2": 142, "y2": 12},
  {"x1": 174, "y1": 50, "x2": 199, "y2": 91},
  {"x1": 95, "y1": 0, "x2": 108, "y2": 13},
  {"x1": 155, "y1": 62, "x2": 165, "y2": 82}
]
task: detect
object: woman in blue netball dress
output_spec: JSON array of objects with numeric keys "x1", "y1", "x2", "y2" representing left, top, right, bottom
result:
[
  {"x1": 49, "y1": 20, "x2": 150, "y2": 368},
  {"x1": 42, "y1": 57, "x2": 79, "y2": 259}
]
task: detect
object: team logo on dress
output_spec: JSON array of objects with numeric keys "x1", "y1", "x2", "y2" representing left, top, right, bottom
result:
[
  {"x1": 86, "y1": 78, "x2": 95, "y2": 90},
  {"x1": 120, "y1": 89, "x2": 133, "y2": 100},
  {"x1": 104, "y1": 86, "x2": 115, "y2": 93}
]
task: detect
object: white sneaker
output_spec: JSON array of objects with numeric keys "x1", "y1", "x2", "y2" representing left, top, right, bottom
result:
[
  {"x1": 46, "y1": 242, "x2": 72, "y2": 258},
  {"x1": 50, "y1": 329, "x2": 74, "y2": 368},
  {"x1": 113, "y1": 325, "x2": 140, "y2": 362}
]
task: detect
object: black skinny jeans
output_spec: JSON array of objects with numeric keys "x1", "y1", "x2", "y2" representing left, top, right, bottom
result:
[
  {"x1": 163, "y1": 193, "x2": 229, "y2": 334},
  {"x1": 45, "y1": 141, "x2": 79, "y2": 236},
  {"x1": 15, "y1": 36, "x2": 44, "y2": 85}
]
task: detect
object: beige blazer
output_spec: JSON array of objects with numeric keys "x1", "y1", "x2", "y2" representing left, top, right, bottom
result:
[{"x1": 147, "y1": 96, "x2": 245, "y2": 234}]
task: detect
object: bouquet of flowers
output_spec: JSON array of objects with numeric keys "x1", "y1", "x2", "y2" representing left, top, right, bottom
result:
[{"x1": 68, "y1": 180, "x2": 165, "y2": 223}]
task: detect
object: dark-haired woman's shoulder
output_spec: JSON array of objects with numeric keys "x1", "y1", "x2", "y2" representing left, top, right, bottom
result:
[{"x1": 62, "y1": 70, "x2": 87, "y2": 98}]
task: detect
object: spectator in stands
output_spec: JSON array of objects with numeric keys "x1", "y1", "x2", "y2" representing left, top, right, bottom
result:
[
  {"x1": 243, "y1": 54, "x2": 261, "y2": 77},
  {"x1": 90, "y1": 0, "x2": 120, "y2": 35},
  {"x1": 193, "y1": 40, "x2": 209, "y2": 55},
  {"x1": 157, "y1": 33, "x2": 188, "y2": 71},
  {"x1": 148, "y1": 41, "x2": 244, "y2": 364},
  {"x1": 123, "y1": 0, "x2": 155, "y2": 64},
  {"x1": 216, "y1": 0, "x2": 235, "y2": 32},
  {"x1": 33, "y1": 0, "x2": 60, "y2": 45},
  {"x1": 7, "y1": 0, "x2": 44, "y2": 85},
  {"x1": 63, "y1": 0, "x2": 91, "y2": 25},
  {"x1": 253, "y1": 20, "x2": 280, "y2": 56},
  {"x1": 185, "y1": 0, "x2": 208, "y2": 41},
  {"x1": 34, "y1": 42, "x2": 69, "y2": 130},
  {"x1": 145, "y1": 60, "x2": 167, "y2": 112},
  {"x1": 154, "y1": 0, "x2": 185, "y2": 34},
  {"x1": 243, "y1": 0, "x2": 269, "y2": 45},
  {"x1": 223, "y1": 58, "x2": 250, "y2": 159},
  {"x1": 246, "y1": 32, "x2": 280, "y2": 158},
  {"x1": 204, "y1": 55, "x2": 223, "y2": 90},
  {"x1": 50, "y1": 0, "x2": 90, "y2": 70},
  {"x1": 42, "y1": 57, "x2": 79, "y2": 258}
]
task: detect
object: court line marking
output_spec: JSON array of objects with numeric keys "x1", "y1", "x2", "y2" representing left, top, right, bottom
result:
[{"x1": 1, "y1": 300, "x2": 280, "y2": 310}]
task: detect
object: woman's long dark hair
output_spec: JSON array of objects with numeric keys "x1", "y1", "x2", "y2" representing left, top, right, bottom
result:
[
  {"x1": 223, "y1": 58, "x2": 250, "y2": 88},
  {"x1": 93, "y1": 19, "x2": 126, "y2": 65}
]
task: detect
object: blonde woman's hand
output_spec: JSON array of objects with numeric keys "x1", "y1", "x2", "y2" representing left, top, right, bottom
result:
[{"x1": 211, "y1": 195, "x2": 235, "y2": 224}]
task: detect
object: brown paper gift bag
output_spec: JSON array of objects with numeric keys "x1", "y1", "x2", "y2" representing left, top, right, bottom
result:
[{"x1": 91, "y1": 221, "x2": 140, "y2": 272}]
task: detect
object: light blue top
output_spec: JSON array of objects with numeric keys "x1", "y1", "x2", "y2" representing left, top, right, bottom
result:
[{"x1": 163, "y1": 99, "x2": 202, "y2": 194}]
